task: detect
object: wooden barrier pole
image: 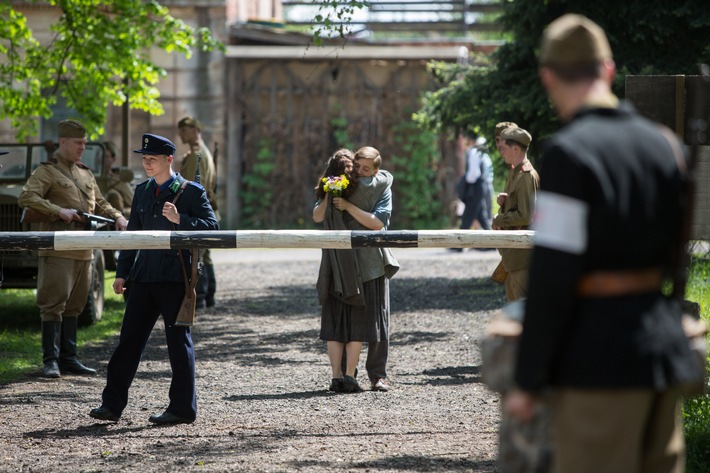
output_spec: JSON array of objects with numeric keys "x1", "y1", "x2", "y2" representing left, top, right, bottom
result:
[{"x1": 0, "y1": 230, "x2": 534, "y2": 251}]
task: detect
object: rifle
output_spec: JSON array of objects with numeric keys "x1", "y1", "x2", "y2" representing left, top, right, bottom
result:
[
  {"x1": 173, "y1": 177, "x2": 200, "y2": 327},
  {"x1": 21, "y1": 207, "x2": 115, "y2": 229}
]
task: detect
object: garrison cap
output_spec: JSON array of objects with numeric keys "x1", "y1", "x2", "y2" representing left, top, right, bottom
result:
[
  {"x1": 0, "y1": 150, "x2": 8, "y2": 155},
  {"x1": 501, "y1": 127, "x2": 532, "y2": 147},
  {"x1": 495, "y1": 122, "x2": 518, "y2": 136},
  {"x1": 57, "y1": 119, "x2": 87, "y2": 138},
  {"x1": 178, "y1": 116, "x2": 202, "y2": 130},
  {"x1": 539, "y1": 14, "x2": 612, "y2": 68},
  {"x1": 104, "y1": 141, "x2": 118, "y2": 156},
  {"x1": 133, "y1": 133, "x2": 176, "y2": 156}
]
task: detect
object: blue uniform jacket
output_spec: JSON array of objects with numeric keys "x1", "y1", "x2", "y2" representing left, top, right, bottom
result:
[{"x1": 116, "y1": 173, "x2": 219, "y2": 283}]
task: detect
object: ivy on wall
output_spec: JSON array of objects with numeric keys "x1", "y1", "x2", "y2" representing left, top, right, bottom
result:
[{"x1": 390, "y1": 119, "x2": 450, "y2": 230}]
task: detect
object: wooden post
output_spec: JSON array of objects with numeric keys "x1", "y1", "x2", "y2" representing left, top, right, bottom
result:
[{"x1": 625, "y1": 75, "x2": 710, "y2": 240}]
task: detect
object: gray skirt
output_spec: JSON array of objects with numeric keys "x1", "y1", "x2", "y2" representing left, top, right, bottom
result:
[{"x1": 319, "y1": 276, "x2": 390, "y2": 343}]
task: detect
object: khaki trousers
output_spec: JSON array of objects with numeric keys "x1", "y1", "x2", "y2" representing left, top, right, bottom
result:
[
  {"x1": 553, "y1": 388, "x2": 685, "y2": 473},
  {"x1": 504, "y1": 269, "x2": 528, "y2": 302},
  {"x1": 37, "y1": 256, "x2": 91, "y2": 322}
]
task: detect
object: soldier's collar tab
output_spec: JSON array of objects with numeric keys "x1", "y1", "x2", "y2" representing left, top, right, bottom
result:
[{"x1": 169, "y1": 178, "x2": 181, "y2": 193}]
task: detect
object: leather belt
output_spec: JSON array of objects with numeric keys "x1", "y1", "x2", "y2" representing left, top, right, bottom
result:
[{"x1": 576, "y1": 268, "x2": 663, "y2": 297}]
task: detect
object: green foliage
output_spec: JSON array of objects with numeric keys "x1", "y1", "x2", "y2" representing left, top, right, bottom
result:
[
  {"x1": 414, "y1": 0, "x2": 710, "y2": 163},
  {"x1": 390, "y1": 120, "x2": 449, "y2": 229},
  {"x1": 683, "y1": 256, "x2": 710, "y2": 472},
  {"x1": 0, "y1": 272, "x2": 124, "y2": 383},
  {"x1": 241, "y1": 139, "x2": 277, "y2": 229},
  {"x1": 0, "y1": 1, "x2": 223, "y2": 141},
  {"x1": 311, "y1": 0, "x2": 370, "y2": 46}
]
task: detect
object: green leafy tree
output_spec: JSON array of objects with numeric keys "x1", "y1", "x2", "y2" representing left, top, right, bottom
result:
[
  {"x1": 414, "y1": 0, "x2": 710, "y2": 160},
  {"x1": 0, "y1": 1, "x2": 222, "y2": 140}
]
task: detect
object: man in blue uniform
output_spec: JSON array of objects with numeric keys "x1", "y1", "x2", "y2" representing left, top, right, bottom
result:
[
  {"x1": 504, "y1": 14, "x2": 700, "y2": 473},
  {"x1": 90, "y1": 133, "x2": 218, "y2": 425}
]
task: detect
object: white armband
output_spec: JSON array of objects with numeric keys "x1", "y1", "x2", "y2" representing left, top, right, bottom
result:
[{"x1": 532, "y1": 191, "x2": 588, "y2": 255}]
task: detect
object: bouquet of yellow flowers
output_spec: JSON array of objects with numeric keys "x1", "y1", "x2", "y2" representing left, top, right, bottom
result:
[{"x1": 322, "y1": 174, "x2": 350, "y2": 197}]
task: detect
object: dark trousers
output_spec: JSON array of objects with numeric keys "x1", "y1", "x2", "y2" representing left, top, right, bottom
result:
[
  {"x1": 460, "y1": 180, "x2": 491, "y2": 230},
  {"x1": 366, "y1": 341, "x2": 388, "y2": 381},
  {"x1": 101, "y1": 282, "x2": 197, "y2": 420}
]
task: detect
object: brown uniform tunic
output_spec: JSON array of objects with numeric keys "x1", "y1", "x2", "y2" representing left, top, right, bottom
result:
[
  {"x1": 180, "y1": 140, "x2": 217, "y2": 214},
  {"x1": 493, "y1": 158, "x2": 540, "y2": 302},
  {"x1": 18, "y1": 152, "x2": 123, "y2": 321}
]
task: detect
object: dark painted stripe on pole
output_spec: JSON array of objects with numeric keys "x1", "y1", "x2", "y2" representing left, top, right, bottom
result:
[
  {"x1": 0, "y1": 232, "x2": 55, "y2": 251},
  {"x1": 172, "y1": 231, "x2": 235, "y2": 249},
  {"x1": 352, "y1": 230, "x2": 419, "y2": 248}
]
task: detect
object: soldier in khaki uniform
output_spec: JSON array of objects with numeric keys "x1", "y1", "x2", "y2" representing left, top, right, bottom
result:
[
  {"x1": 489, "y1": 126, "x2": 550, "y2": 472},
  {"x1": 18, "y1": 119, "x2": 128, "y2": 378},
  {"x1": 95, "y1": 141, "x2": 134, "y2": 217},
  {"x1": 177, "y1": 116, "x2": 219, "y2": 308},
  {"x1": 492, "y1": 127, "x2": 540, "y2": 301}
]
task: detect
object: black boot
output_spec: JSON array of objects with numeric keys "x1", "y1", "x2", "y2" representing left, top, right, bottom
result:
[
  {"x1": 59, "y1": 317, "x2": 96, "y2": 375},
  {"x1": 41, "y1": 321, "x2": 61, "y2": 378},
  {"x1": 205, "y1": 263, "x2": 216, "y2": 307}
]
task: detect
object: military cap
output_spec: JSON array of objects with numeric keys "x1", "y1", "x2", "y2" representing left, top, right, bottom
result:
[
  {"x1": 57, "y1": 119, "x2": 87, "y2": 138},
  {"x1": 501, "y1": 127, "x2": 532, "y2": 147},
  {"x1": 178, "y1": 116, "x2": 202, "y2": 130},
  {"x1": 539, "y1": 14, "x2": 612, "y2": 68},
  {"x1": 133, "y1": 133, "x2": 176, "y2": 156},
  {"x1": 495, "y1": 121, "x2": 518, "y2": 136},
  {"x1": 104, "y1": 141, "x2": 118, "y2": 157}
]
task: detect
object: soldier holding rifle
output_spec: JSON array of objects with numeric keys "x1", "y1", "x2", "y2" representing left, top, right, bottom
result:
[
  {"x1": 18, "y1": 119, "x2": 128, "y2": 379},
  {"x1": 90, "y1": 133, "x2": 217, "y2": 425}
]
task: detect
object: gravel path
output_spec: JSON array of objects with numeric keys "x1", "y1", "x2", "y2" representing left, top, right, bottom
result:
[{"x1": 0, "y1": 247, "x2": 506, "y2": 472}]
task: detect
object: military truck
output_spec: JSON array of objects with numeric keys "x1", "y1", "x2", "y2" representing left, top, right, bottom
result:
[{"x1": 0, "y1": 142, "x2": 110, "y2": 325}]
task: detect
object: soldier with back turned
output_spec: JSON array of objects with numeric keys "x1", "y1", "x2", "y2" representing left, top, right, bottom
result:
[{"x1": 505, "y1": 14, "x2": 701, "y2": 473}]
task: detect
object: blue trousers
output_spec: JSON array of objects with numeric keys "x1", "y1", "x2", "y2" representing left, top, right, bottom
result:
[{"x1": 101, "y1": 282, "x2": 197, "y2": 420}]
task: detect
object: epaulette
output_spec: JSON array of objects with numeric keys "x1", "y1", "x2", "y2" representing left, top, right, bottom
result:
[
  {"x1": 186, "y1": 180, "x2": 205, "y2": 191},
  {"x1": 522, "y1": 161, "x2": 534, "y2": 172},
  {"x1": 40, "y1": 157, "x2": 58, "y2": 165}
]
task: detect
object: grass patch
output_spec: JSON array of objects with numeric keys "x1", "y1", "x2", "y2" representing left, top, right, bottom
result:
[
  {"x1": 0, "y1": 271, "x2": 124, "y2": 383},
  {"x1": 683, "y1": 255, "x2": 710, "y2": 473}
]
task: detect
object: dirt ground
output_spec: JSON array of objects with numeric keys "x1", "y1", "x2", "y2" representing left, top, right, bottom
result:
[{"x1": 0, "y1": 247, "x2": 507, "y2": 472}]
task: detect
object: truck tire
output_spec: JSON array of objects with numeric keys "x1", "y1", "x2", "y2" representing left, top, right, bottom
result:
[{"x1": 79, "y1": 250, "x2": 105, "y2": 326}]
